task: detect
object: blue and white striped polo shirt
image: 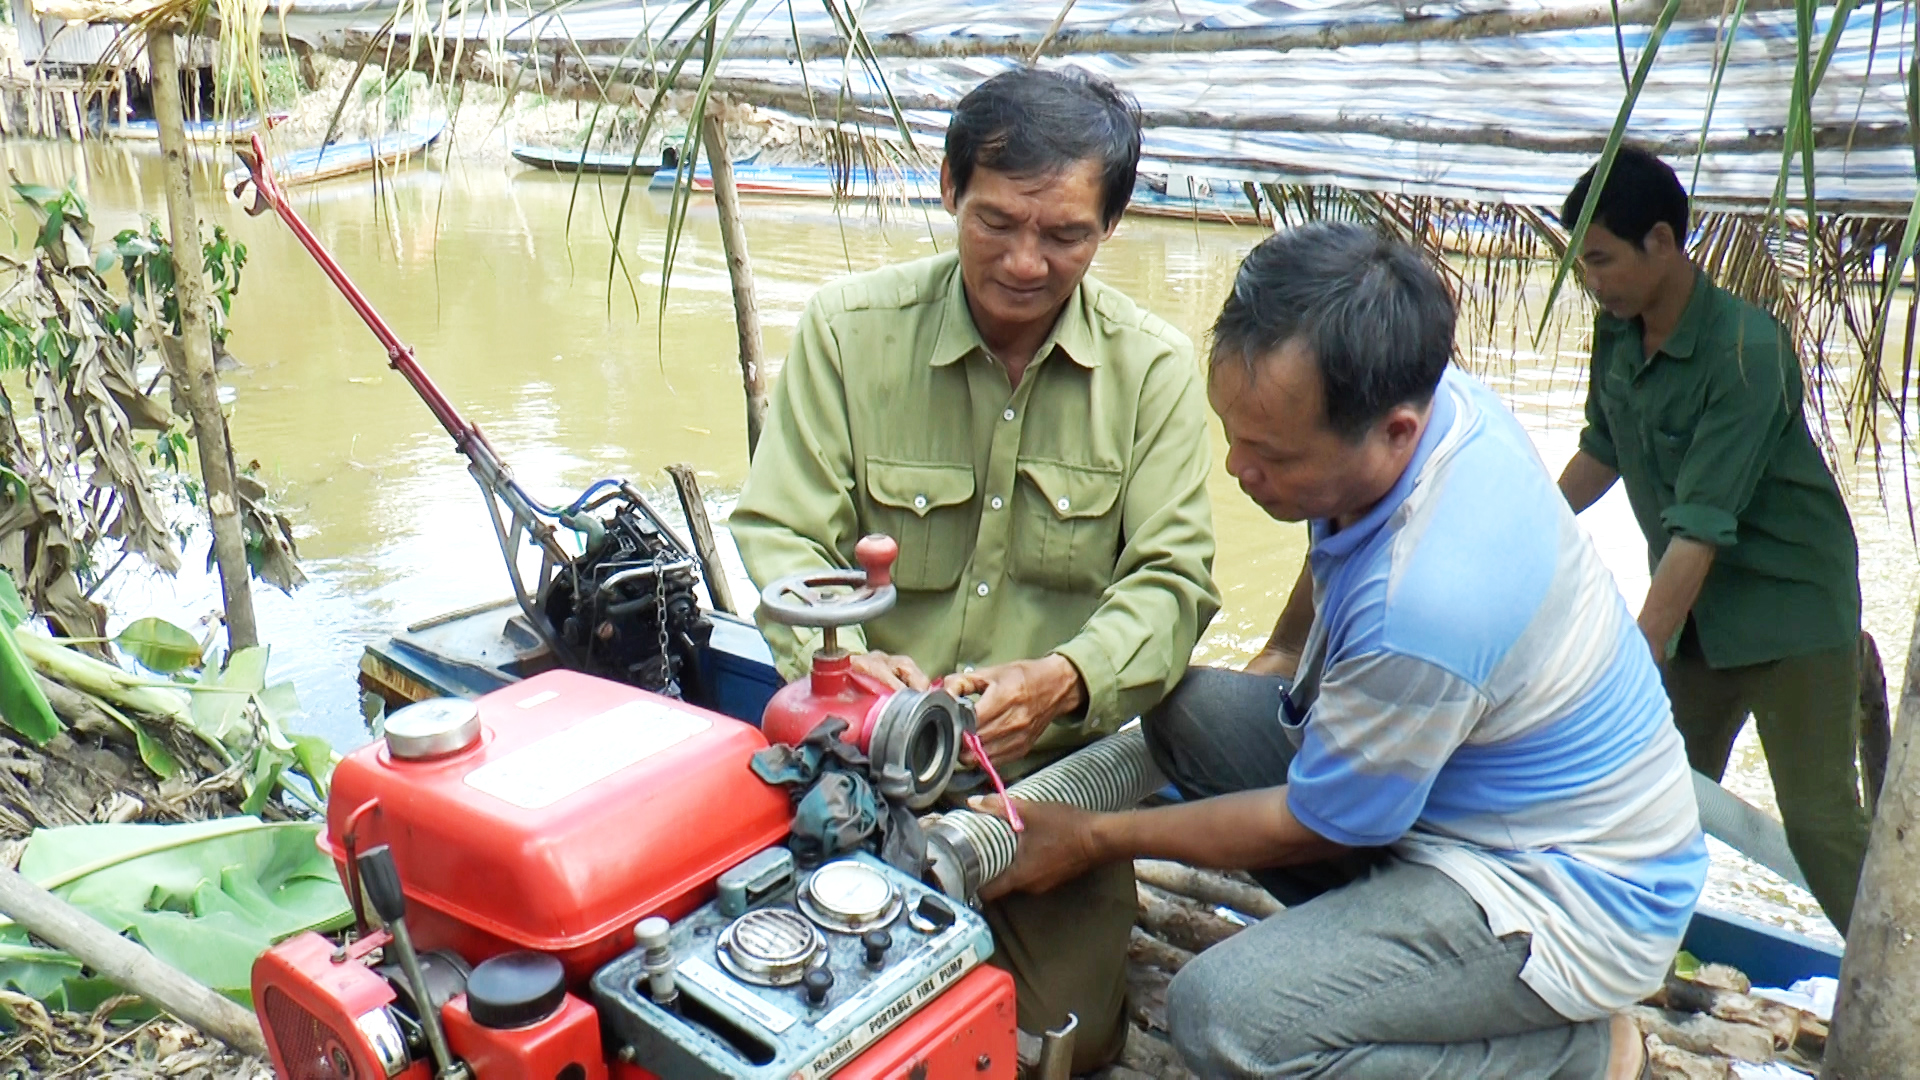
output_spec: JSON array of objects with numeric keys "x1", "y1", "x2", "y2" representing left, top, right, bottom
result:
[{"x1": 1287, "y1": 366, "x2": 1708, "y2": 1020}]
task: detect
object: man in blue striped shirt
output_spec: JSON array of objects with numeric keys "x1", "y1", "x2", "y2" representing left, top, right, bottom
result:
[{"x1": 976, "y1": 223, "x2": 1706, "y2": 1078}]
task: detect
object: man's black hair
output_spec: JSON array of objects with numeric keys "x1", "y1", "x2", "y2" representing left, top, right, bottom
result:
[
  {"x1": 945, "y1": 67, "x2": 1142, "y2": 228},
  {"x1": 1561, "y1": 146, "x2": 1691, "y2": 249},
  {"x1": 1211, "y1": 223, "x2": 1456, "y2": 440}
]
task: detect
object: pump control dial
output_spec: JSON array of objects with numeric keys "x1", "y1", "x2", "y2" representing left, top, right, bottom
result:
[{"x1": 758, "y1": 534, "x2": 899, "y2": 630}]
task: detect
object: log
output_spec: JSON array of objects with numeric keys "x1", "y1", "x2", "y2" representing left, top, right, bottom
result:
[
  {"x1": 0, "y1": 866, "x2": 267, "y2": 1057},
  {"x1": 1626, "y1": 1006, "x2": 1776, "y2": 1064},
  {"x1": 1116, "y1": 1026, "x2": 1197, "y2": 1080},
  {"x1": 1127, "y1": 925, "x2": 1195, "y2": 974},
  {"x1": 1825, "y1": 594, "x2": 1920, "y2": 1079},
  {"x1": 1135, "y1": 860, "x2": 1281, "y2": 920},
  {"x1": 1135, "y1": 883, "x2": 1245, "y2": 956},
  {"x1": 1644, "y1": 1034, "x2": 1737, "y2": 1080},
  {"x1": 697, "y1": 99, "x2": 769, "y2": 459},
  {"x1": 148, "y1": 29, "x2": 259, "y2": 652},
  {"x1": 1650, "y1": 974, "x2": 1802, "y2": 1048},
  {"x1": 666, "y1": 464, "x2": 735, "y2": 615}
]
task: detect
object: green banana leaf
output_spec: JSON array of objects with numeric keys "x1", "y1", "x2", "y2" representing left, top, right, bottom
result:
[
  {"x1": 114, "y1": 617, "x2": 204, "y2": 675},
  {"x1": 0, "y1": 817, "x2": 350, "y2": 1007},
  {"x1": 0, "y1": 574, "x2": 59, "y2": 747}
]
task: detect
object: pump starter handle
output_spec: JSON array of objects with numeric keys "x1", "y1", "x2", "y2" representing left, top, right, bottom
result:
[{"x1": 357, "y1": 845, "x2": 408, "y2": 925}]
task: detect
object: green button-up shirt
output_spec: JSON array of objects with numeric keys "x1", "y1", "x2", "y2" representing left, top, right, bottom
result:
[
  {"x1": 1577, "y1": 269, "x2": 1859, "y2": 669},
  {"x1": 730, "y1": 251, "x2": 1220, "y2": 757}
]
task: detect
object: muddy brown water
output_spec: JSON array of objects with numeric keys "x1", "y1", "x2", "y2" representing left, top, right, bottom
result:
[{"x1": 7, "y1": 136, "x2": 1915, "y2": 945}]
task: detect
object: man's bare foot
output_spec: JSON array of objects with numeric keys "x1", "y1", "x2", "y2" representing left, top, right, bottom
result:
[{"x1": 1605, "y1": 1012, "x2": 1647, "y2": 1080}]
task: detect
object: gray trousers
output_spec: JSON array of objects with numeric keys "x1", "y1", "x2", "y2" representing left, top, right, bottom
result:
[{"x1": 1142, "y1": 667, "x2": 1615, "y2": 1079}]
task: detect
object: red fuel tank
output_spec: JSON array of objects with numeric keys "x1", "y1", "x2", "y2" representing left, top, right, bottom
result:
[{"x1": 326, "y1": 671, "x2": 792, "y2": 982}]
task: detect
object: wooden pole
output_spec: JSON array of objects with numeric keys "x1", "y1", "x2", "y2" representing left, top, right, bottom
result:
[
  {"x1": 1823, "y1": 598, "x2": 1920, "y2": 1079},
  {"x1": 0, "y1": 867, "x2": 269, "y2": 1057},
  {"x1": 147, "y1": 28, "x2": 259, "y2": 651},
  {"x1": 667, "y1": 463, "x2": 736, "y2": 615},
  {"x1": 698, "y1": 99, "x2": 768, "y2": 458}
]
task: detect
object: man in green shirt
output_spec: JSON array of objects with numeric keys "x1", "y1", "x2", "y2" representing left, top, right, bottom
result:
[
  {"x1": 730, "y1": 68, "x2": 1219, "y2": 1069},
  {"x1": 1555, "y1": 147, "x2": 1869, "y2": 932}
]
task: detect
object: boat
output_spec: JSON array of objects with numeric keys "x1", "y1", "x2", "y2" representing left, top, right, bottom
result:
[
  {"x1": 220, "y1": 122, "x2": 446, "y2": 192},
  {"x1": 357, "y1": 596, "x2": 1846, "y2": 994},
  {"x1": 648, "y1": 159, "x2": 947, "y2": 204},
  {"x1": 105, "y1": 115, "x2": 264, "y2": 143},
  {"x1": 509, "y1": 143, "x2": 668, "y2": 176},
  {"x1": 641, "y1": 158, "x2": 1267, "y2": 224}
]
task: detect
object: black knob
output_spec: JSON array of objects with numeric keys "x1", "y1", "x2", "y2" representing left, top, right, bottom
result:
[
  {"x1": 357, "y1": 845, "x2": 407, "y2": 924},
  {"x1": 862, "y1": 930, "x2": 892, "y2": 969},
  {"x1": 803, "y1": 967, "x2": 834, "y2": 1006}
]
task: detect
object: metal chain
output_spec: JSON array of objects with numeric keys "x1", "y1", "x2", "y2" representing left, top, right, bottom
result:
[{"x1": 655, "y1": 565, "x2": 680, "y2": 698}]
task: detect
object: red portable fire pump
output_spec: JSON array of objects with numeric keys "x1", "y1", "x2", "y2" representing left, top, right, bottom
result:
[
  {"x1": 220, "y1": 135, "x2": 1020, "y2": 1079},
  {"x1": 250, "y1": 535, "x2": 1018, "y2": 1080}
]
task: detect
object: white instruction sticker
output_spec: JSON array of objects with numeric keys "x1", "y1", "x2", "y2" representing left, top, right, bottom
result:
[
  {"x1": 800, "y1": 945, "x2": 979, "y2": 1078},
  {"x1": 679, "y1": 956, "x2": 797, "y2": 1034},
  {"x1": 464, "y1": 699, "x2": 710, "y2": 809}
]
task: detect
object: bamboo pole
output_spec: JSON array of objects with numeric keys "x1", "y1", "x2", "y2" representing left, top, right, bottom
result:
[
  {"x1": 698, "y1": 98, "x2": 768, "y2": 458},
  {"x1": 1823, "y1": 596, "x2": 1920, "y2": 1079},
  {"x1": 0, "y1": 867, "x2": 269, "y2": 1057},
  {"x1": 147, "y1": 29, "x2": 259, "y2": 652}
]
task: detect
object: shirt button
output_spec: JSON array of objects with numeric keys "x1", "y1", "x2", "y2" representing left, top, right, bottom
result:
[
  {"x1": 976, "y1": 582, "x2": 990, "y2": 597},
  {"x1": 913, "y1": 494, "x2": 928, "y2": 510},
  {"x1": 1056, "y1": 497, "x2": 1070, "y2": 512},
  {"x1": 1002, "y1": 408, "x2": 1016, "y2": 422},
  {"x1": 989, "y1": 496, "x2": 1004, "y2": 510}
]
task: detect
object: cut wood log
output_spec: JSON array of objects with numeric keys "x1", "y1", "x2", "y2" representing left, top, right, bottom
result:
[
  {"x1": 1135, "y1": 883, "x2": 1246, "y2": 955},
  {"x1": 1117, "y1": 1026, "x2": 1197, "y2": 1080},
  {"x1": 1694, "y1": 963, "x2": 1752, "y2": 995},
  {"x1": 1135, "y1": 860, "x2": 1282, "y2": 920},
  {"x1": 0, "y1": 866, "x2": 267, "y2": 1057},
  {"x1": 1128, "y1": 925, "x2": 1196, "y2": 974},
  {"x1": 1650, "y1": 975, "x2": 1802, "y2": 1048},
  {"x1": 1645, "y1": 1034, "x2": 1737, "y2": 1080},
  {"x1": 1627, "y1": 1006, "x2": 1776, "y2": 1064}
]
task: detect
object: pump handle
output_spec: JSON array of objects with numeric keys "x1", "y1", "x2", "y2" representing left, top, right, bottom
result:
[{"x1": 358, "y1": 845, "x2": 408, "y2": 925}]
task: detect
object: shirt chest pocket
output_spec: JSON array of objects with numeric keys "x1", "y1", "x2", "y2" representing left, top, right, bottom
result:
[
  {"x1": 864, "y1": 459, "x2": 976, "y2": 592},
  {"x1": 1011, "y1": 459, "x2": 1125, "y2": 593}
]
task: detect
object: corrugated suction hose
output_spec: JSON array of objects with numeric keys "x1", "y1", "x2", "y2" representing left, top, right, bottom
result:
[{"x1": 921, "y1": 725, "x2": 1165, "y2": 900}]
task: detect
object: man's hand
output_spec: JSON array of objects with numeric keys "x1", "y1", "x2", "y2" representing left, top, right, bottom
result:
[
  {"x1": 972, "y1": 796, "x2": 1103, "y2": 901},
  {"x1": 943, "y1": 654, "x2": 1085, "y2": 766},
  {"x1": 1638, "y1": 536, "x2": 1716, "y2": 670},
  {"x1": 848, "y1": 651, "x2": 932, "y2": 692}
]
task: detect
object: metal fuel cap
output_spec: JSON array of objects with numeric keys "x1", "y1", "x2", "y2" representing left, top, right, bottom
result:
[
  {"x1": 797, "y1": 860, "x2": 902, "y2": 935},
  {"x1": 385, "y1": 698, "x2": 482, "y2": 760}
]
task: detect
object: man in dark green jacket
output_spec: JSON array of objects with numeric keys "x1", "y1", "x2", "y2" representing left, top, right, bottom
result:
[{"x1": 1555, "y1": 147, "x2": 1868, "y2": 933}]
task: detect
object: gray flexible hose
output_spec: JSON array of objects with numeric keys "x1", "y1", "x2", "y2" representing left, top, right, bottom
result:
[
  {"x1": 922, "y1": 725, "x2": 1166, "y2": 899},
  {"x1": 1691, "y1": 771, "x2": 1808, "y2": 891}
]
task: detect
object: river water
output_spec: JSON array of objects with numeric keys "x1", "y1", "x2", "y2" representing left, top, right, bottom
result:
[{"x1": 6, "y1": 136, "x2": 1915, "y2": 945}]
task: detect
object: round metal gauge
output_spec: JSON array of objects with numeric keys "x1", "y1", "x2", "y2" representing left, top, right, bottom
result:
[
  {"x1": 384, "y1": 698, "x2": 482, "y2": 760},
  {"x1": 717, "y1": 908, "x2": 825, "y2": 987},
  {"x1": 797, "y1": 860, "x2": 902, "y2": 935}
]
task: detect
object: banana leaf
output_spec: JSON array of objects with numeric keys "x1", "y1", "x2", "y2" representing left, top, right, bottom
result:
[
  {"x1": 0, "y1": 818, "x2": 350, "y2": 1007},
  {"x1": 0, "y1": 574, "x2": 59, "y2": 747}
]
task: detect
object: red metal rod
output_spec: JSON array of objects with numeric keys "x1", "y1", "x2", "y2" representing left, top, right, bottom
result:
[{"x1": 236, "y1": 134, "x2": 476, "y2": 451}]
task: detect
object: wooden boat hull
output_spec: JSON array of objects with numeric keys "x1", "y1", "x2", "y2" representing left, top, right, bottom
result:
[
  {"x1": 510, "y1": 143, "x2": 665, "y2": 176},
  {"x1": 107, "y1": 116, "x2": 261, "y2": 143},
  {"x1": 220, "y1": 123, "x2": 446, "y2": 192},
  {"x1": 359, "y1": 596, "x2": 1845, "y2": 991}
]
